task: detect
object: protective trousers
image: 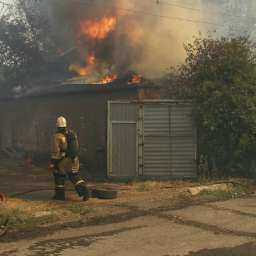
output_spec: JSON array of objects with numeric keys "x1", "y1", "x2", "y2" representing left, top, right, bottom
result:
[
  {"x1": 53, "y1": 172, "x2": 66, "y2": 200},
  {"x1": 52, "y1": 157, "x2": 90, "y2": 201},
  {"x1": 53, "y1": 171, "x2": 90, "y2": 201},
  {"x1": 68, "y1": 171, "x2": 90, "y2": 200}
]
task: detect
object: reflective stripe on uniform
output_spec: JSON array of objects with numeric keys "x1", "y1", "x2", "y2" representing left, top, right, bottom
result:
[
  {"x1": 56, "y1": 185, "x2": 65, "y2": 188},
  {"x1": 75, "y1": 180, "x2": 85, "y2": 186}
]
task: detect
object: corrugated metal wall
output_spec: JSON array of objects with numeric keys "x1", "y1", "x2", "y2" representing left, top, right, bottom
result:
[
  {"x1": 108, "y1": 101, "x2": 197, "y2": 179},
  {"x1": 170, "y1": 103, "x2": 197, "y2": 178},
  {"x1": 143, "y1": 104, "x2": 171, "y2": 176}
]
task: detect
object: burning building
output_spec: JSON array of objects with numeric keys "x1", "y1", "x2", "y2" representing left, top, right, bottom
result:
[
  {"x1": 0, "y1": 0, "x2": 200, "y2": 179},
  {"x1": 0, "y1": 85, "x2": 197, "y2": 179},
  {"x1": 18, "y1": 0, "x2": 204, "y2": 85}
]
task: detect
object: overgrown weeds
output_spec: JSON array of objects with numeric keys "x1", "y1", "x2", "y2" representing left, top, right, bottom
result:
[{"x1": 198, "y1": 183, "x2": 250, "y2": 201}]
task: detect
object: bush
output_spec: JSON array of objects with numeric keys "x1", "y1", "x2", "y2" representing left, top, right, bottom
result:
[{"x1": 169, "y1": 36, "x2": 256, "y2": 177}]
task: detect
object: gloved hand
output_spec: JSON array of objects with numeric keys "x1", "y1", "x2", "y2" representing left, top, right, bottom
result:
[
  {"x1": 70, "y1": 156, "x2": 77, "y2": 164},
  {"x1": 49, "y1": 159, "x2": 59, "y2": 171},
  {"x1": 48, "y1": 163, "x2": 55, "y2": 170}
]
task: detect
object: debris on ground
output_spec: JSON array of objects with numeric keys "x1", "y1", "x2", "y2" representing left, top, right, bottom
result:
[{"x1": 188, "y1": 183, "x2": 233, "y2": 196}]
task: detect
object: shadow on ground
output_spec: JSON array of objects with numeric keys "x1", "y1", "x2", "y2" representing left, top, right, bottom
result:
[{"x1": 185, "y1": 242, "x2": 256, "y2": 256}]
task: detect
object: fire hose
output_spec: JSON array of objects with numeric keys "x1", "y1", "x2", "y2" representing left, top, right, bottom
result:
[
  {"x1": 2, "y1": 186, "x2": 119, "y2": 199},
  {"x1": 0, "y1": 185, "x2": 119, "y2": 237}
]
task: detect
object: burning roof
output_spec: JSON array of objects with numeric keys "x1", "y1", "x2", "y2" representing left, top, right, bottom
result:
[
  {"x1": 44, "y1": 0, "x2": 201, "y2": 84},
  {"x1": 55, "y1": 12, "x2": 147, "y2": 86},
  {"x1": 9, "y1": 0, "x2": 205, "y2": 97},
  {"x1": 50, "y1": 12, "x2": 145, "y2": 86},
  {"x1": 63, "y1": 71, "x2": 143, "y2": 86}
]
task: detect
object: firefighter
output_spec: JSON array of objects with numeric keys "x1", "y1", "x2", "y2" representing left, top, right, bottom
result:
[{"x1": 49, "y1": 116, "x2": 90, "y2": 201}]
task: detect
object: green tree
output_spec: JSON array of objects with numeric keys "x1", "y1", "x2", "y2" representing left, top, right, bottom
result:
[
  {"x1": 0, "y1": 1, "x2": 59, "y2": 95},
  {"x1": 0, "y1": 17, "x2": 45, "y2": 94},
  {"x1": 170, "y1": 36, "x2": 256, "y2": 177}
]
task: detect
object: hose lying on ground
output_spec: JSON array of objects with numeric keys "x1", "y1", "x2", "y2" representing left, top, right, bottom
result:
[
  {"x1": 9, "y1": 188, "x2": 73, "y2": 198},
  {"x1": 7, "y1": 186, "x2": 119, "y2": 200}
]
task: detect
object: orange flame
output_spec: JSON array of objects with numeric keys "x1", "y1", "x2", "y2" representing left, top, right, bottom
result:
[
  {"x1": 69, "y1": 52, "x2": 96, "y2": 76},
  {"x1": 70, "y1": 16, "x2": 119, "y2": 82},
  {"x1": 87, "y1": 53, "x2": 96, "y2": 65},
  {"x1": 79, "y1": 16, "x2": 117, "y2": 40},
  {"x1": 69, "y1": 64, "x2": 90, "y2": 76},
  {"x1": 128, "y1": 75, "x2": 142, "y2": 85},
  {"x1": 99, "y1": 74, "x2": 118, "y2": 84}
]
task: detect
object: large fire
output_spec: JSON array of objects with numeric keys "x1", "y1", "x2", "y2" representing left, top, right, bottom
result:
[
  {"x1": 128, "y1": 75, "x2": 142, "y2": 85},
  {"x1": 69, "y1": 53, "x2": 96, "y2": 76},
  {"x1": 99, "y1": 74, "x2": 118, "y2": 84},
  {"x1": 69, "y1": 13, "x2": 142, "y2": 86},
  {"x1": 87, "y1": 54, "x2": 96, "y2": 65},
  {"x1": 69, "y1": 16, "x2": 118, "y2": 83},
  {"x1": 79, "y1": 16, "x2": 117, "y2": 40}
]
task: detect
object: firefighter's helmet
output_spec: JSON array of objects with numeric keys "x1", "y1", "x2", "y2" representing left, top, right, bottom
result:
[{"x1": 56, "y1": 116, "x2": 67, "y2": 128}]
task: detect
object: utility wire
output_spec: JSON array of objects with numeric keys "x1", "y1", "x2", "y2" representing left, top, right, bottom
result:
[
  {"x1": 73, "y1": 0, "x2": 223, "y2": 27},
  {"x1": 75, "y1": 0, "x2": 256, "y2": 27},
  {"x1": 74, "y1": 0, "x2": 256, "y2": 22},
  {"x1": 2, "y1": 0, "x2": 256, "y2": 22},
  {"x1": 154, "y1": 0, "x2": 207, "y2": 12},
  {"x1": 2, "y1": 0, "x2": 255, "y2": 29},
  {"x1": 118, "y1": 8, "x2": 221, "y2": 26},
  {"x1": 155, "y1": 0, "x2": 256, "y2": 21}
]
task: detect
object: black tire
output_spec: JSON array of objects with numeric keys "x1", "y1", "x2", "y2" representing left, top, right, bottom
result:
[
  {"x1": 82, "y1": 186, "x2": 91, "y2": 201},
  {"x1": 90, "y1": 188, "x2": 98, "y2": 198},
  {"x1": 92, "y1": 188, "x2": 118, "y2": 200}
]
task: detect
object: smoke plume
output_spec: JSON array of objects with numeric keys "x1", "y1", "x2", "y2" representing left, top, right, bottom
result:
[{"x1": 32, "y1": 0, "x2": 209, "y2": 79}]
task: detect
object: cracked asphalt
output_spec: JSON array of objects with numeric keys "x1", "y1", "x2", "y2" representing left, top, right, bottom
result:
[{"x1": 1, "y1": 196, "x2": 256, "y2": 256}]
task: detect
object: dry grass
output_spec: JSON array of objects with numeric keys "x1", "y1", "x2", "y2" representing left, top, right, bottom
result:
[{"x1": 0, "y1": 177, "x2": 253, "y2": 233}]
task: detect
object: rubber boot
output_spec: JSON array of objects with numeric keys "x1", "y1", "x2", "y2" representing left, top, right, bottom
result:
[
  {"x1": 68, "y1": 172, "x2": 90, "y2": 201},
  {"x1": 52, "y1": 188, "x2": 65, "y2": 201},
  {"x1": 53, "y1": 172, "x2": 66, "y2": 201},
  {"x1": 75, "y1": 183, "x2": 91, "y2": 201}
]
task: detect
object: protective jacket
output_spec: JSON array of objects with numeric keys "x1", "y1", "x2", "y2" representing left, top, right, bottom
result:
[{"x1": 51, "y1": 132, "x2": 79, "y2": 173}]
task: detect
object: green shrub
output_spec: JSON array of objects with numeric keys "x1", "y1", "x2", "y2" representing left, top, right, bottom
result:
[{"x1": 169, "y1": 36, "x2": 256, "y2": 177}]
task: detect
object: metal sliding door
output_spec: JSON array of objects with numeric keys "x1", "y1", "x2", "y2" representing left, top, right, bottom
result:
[
  {"x1": 108, "y1": 102, "x2": 138, "y2": 177},
  {"x1": 108, "y1": 101, "x2": 197, "y2": 178}
]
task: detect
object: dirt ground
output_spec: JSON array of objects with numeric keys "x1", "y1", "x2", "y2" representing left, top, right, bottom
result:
[
  {"x1": 1, "y1": 161, "x2": 256, "y2": 255},
  {"x1": 2, "y1": 196, "x2": 256, "y2": 255},
  {"x1": 0, "y1": 161, "x2": 198, "y2": 234}
]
